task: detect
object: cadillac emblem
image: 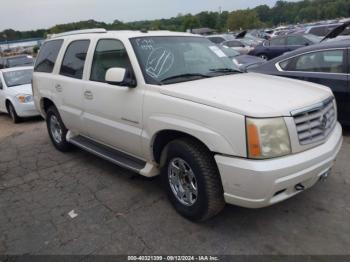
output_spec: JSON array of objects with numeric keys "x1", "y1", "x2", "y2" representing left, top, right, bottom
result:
[{"x1": 320, "y1": 115, "x2": 328, "y2": 130}]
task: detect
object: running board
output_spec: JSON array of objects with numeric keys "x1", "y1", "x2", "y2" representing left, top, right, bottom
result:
[{"x1": 69, "y1": 135, "x2": 146, "y2": 173}]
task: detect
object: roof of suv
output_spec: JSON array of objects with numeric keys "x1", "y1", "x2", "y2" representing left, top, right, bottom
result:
[{"x1": 49, "y1": 29, "x2": 196, "y2": 41}]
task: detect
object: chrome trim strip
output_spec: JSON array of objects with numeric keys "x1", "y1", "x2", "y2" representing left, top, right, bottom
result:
[{"x1": 291, "y1": 96, "x2": 334, "y2": 116}]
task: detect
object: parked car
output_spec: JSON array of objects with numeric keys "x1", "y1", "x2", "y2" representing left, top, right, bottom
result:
[
  {"x1": 249, "y1": 34, "x2": 321, "y2": 60},
  {"x1": 306, "y1": 23, "x2": 350, "y2": 37},
  {"x1": 235, "y1": 30, "x2": 264, "y2": 47},
  {"x1": 249, "y1": 40, "x2": 350, "y2": 126},
  {"x1": 218, "y1": 45, "x2": 265, "y2": 70},
  {"x1": 0, "y1": 67, "x2": 39, "y2": 123},
  {"x1": 33, "y1": 29, "x2": 342, "y2": 221},
  {"x1": 221, "y1": 39, "x2": 253, "y2": 55},
  {"x1": 0, "y1": 55, "x2": 34, "y2": 69}
]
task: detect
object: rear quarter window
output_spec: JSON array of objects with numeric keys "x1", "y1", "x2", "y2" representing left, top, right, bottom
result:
[{"x1": 34, "y1": 40, "x2": 63, "y2": 73}]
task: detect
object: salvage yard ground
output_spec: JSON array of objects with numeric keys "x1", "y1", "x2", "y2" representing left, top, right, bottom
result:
[{"x1": 0, "y1": 113, "x2": 349, "y2": 255}]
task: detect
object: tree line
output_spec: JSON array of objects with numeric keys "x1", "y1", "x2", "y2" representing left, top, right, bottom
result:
[{"x1": 1, "y1": 0, "x2": 350, "y2": 42}]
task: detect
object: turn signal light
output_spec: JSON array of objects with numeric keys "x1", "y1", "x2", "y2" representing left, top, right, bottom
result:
[{"x1": 247, "y1": 123, "x2": 261, "y2": 157}]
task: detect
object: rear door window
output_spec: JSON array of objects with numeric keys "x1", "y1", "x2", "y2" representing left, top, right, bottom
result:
[
  {"x1": 34, "y1": 40, "x2": 63, "y2": 73},
  {"x1": 60, "y1": 40, "x2": 90, "y2": 79},
  {"x1": 270, "y1": 37, "x2": 286, "y2": 46},
  {"x1": 287, "y1": 36, "x2": 308, "y2": 45},
  {"x1": 280, "y1": 50, "x2": 346, "y2": 73}
]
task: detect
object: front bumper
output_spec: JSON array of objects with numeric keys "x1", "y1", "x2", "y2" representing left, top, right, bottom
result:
[
  {"x1": 215, "y1": 123, "x2": 343, "y2": 208},
  {"x1": 13, "y1": 101, "x2": 40, "y2": 117}
]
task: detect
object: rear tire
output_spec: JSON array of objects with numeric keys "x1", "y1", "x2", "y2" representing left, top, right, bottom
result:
[
  {"x1": 7, "y1": 102, "x2": 21, "y2": 124},
  {"x1": 160, "y1": 138, "x2": 225, "y2": 221},
  {"x1": 46, "y1": 106, "x2": 72, "y2": 152}
]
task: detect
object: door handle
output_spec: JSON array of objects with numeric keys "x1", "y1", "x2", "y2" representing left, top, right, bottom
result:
[
  {"x1": 55, "y1": 84, "x2": 62, "y2": 92},
  {"x1": 84, "y1": 90, "x2": 93, "y2": 100}
]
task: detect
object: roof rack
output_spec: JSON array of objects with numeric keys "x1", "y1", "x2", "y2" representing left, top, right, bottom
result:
[{"x1": 49, "y1": 28, "x2": 107, "y2": 39}]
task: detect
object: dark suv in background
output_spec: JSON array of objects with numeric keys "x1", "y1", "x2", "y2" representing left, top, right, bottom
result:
[{"x1": 249, "y1": 34, "x2": 321, "y2": 60}]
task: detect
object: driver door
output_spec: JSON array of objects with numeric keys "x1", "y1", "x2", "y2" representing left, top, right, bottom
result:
[{"x1": 82, "y1": 38, "x2": 144, "y2": 157}]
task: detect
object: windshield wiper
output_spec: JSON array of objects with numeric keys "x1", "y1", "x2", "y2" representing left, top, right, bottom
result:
[
  {"x1": 160, "y1": 73, "x2": 211, "y2": 84},
  {"x1": 209, "y1": 68, "x2": 242, "y2": 74}
]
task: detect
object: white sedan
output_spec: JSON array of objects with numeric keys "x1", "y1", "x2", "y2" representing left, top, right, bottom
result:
[{"x1": 0, "y1": 66, "x2": 39, "y2": 123}]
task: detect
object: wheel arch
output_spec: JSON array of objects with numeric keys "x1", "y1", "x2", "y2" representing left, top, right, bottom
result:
[
  {"x1": 5, "y1": 98, "x2": 16, "y2": 113},
  {"x1": 152, "y1": 129, "x2": 213, "y2": 164},
  {"x1": 40, "y1": 97, "x2": 56, "y2": 118}
]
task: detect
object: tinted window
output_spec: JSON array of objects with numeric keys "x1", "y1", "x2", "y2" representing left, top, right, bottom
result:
[
  {"x1": 207, "y1": 37, "x2": 225, "y2": 44},
  {"x1": 287, "y1": 36, "x2": 308, "y2": 45},
  {"x1": 90, "y1": 39, "x2": 132, "y2": 82},
  {"x1": 280, "y1": 50, "x2": 345, "y2": 73},
  {"x1": 60, "y1": 40, "x2": 90, "y2": 79},
  {"x1": 34, "y1": 40, "x2": 63, "y2": 73},
  {"x1": 270, "y1": 37, "x2": 285, "y2": 46},
  {"x1": 309, "y1": 26, "x2": 326, "y2": 36}
]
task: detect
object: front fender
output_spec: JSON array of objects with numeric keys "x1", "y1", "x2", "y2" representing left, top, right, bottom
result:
[{"x1": 142, "y1": 114, "x2": 246, "y2": 160}]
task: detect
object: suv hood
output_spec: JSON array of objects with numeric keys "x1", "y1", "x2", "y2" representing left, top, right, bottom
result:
[
  {"x1": 160, "y1": 73, "x2": 332, "y2": 117},
  {"x1": 6, "y1": 84, "x2": 33, "y2": 96}
]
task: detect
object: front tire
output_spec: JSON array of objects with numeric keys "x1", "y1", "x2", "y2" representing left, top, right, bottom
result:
[
  {"x1": 46, "y1": 106, "x2": 72, "y2": 152},
  {"x1": 161, "y1": 138, "x2": 225, "y2": 221},
  {"x1": 7, "y1": 102, "x2": 21, "y2": 124}
]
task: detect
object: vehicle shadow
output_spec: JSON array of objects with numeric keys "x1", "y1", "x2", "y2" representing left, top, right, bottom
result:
[
  {"x1": 0, "y1": 112, "x2": 43, "y2": 123},
  {"x1": 342, "y1": 126, "x2": 350, "y2": 136}
]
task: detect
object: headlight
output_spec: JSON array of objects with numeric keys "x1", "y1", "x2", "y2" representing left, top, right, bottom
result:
[
  {"x1": 16, "y1": 94, "x2": 33, "y2": 103},
  {"x1": 246, "y1": 117, "x2": 291, "y2": 159}
]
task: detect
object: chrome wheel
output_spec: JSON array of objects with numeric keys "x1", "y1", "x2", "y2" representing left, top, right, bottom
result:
[
  {"x1": 50, "y1": 115, "x2": 63, "y2": 144},
  {"x1": 168, "y1": 158, "x2": 198, "y2": 206}
]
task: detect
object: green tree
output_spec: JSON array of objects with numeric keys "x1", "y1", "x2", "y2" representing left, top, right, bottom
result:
[
  {"x1": 182, "y1": 15, "x2": 200, "y2": 31},
  {"x1": 227, "y1": 10, "x2": 263, "y2": 31}
]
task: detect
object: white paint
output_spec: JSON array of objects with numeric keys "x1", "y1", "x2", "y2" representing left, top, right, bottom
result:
[{"x1": 33, "y1": 30, "x2": 342, "y2": 209}]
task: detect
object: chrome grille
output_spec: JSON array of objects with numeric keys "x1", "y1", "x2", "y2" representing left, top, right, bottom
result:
[{"x1": 292, "y1": 97, "x2": 336, "y2": 145}]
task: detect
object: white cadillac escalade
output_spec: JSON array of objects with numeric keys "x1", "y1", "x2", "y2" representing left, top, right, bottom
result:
[{"x1": 33, "y1": 29, "x2": 343, "y2": 221}]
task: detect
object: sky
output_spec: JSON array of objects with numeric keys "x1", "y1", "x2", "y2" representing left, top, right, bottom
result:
[{"x1": 0, "y1": 0, "x2": 298, "y2": 31}]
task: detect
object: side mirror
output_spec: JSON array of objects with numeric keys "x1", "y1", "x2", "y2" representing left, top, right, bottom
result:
[
  {"x1": 105, "y1": 67, "x2": 136, "y2": 88},
  {"x1": 304, "y1": 42, "x2": 310, "y2": 46}
]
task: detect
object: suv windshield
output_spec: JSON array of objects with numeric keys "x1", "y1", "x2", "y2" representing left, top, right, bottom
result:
[
  {"x1": 130, "y1": 36, "x2": 240, "y2": 85},
  {"x1": 3, "y1": 69, "x2": 33, "y2": 87}
]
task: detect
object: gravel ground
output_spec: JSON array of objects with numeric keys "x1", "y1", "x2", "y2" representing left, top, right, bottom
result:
[{"x1": 0, "y1": 112, "x2": 349, "y2": 255}]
